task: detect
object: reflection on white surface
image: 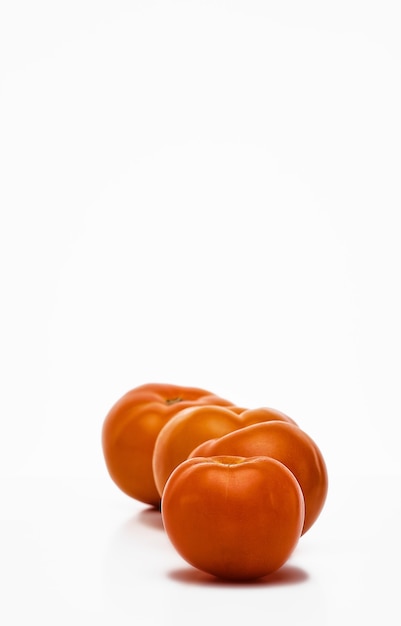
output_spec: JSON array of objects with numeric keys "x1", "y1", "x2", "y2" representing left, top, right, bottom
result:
[{"x1": 1, "y1": 472, "x2": 400, "y2": 625}]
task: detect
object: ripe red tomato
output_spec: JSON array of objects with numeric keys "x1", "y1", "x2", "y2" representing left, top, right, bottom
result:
[
  {"x1": 189, "y1": 421, "x2": 328, "y2": 534},
  {"x1": 101, "y1": 383, "x2": 233, "y2": 506},
  {"x1": 152, "y1": 404, "x2": 297, "y2": 497},
  {"x1": 161, "y1": 455, "x2": 305, "y2": 580}
]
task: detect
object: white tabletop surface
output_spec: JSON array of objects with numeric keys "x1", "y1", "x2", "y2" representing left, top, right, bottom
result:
[
  {"x1": 1, "y1": 471, "x2": 400, "y2": 625},
  {"x1": 1, "y1": 1, "x2": 401, "y2": 624}
]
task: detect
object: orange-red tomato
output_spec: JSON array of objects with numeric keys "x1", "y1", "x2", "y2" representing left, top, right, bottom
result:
[
  {"x1": 239, "y1": 406, "x2": 298, "y2": 426},
  {"x1": 161, "y1": 455, "x2": 305, "y2": 580},
  {"x1": 152, "y1": 404, "x2": 297, "y2": 496},
  {"x1": 101, "y1": 383, "x2": 233, "y2": 506},
  {"x1": 189, "y1": 421, "x2": 328, "y2": 534}
]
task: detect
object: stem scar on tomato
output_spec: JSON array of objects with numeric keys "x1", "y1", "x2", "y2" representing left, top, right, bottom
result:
[{"x1": 166, "y1": 397, "x2": 183, "y2": 405}]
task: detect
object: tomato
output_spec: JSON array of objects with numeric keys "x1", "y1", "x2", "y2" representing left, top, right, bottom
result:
[
  {"x1": 189, "y1": 421, "x2": 328, "y2": 534},
  {"x1": 239, "y1": 406, "x2": 298, "y2": 427},
  {"x1": 161, "y1": 455, "x2": 305, "y2": 580},
  {"x1": 101, "y1": 383, "x2": 233, "y2": 506},
  {"x1": 152, "y1": 404, "x2": 297, "y2": 497}
]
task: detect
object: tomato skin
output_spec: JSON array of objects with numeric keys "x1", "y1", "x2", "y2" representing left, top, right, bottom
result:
[
  {"x1": 238, "y1": 406, "x2": 298, "y2": 426},
  {"x1": 153, "y1": 405, "x2": 241, "y2": 497},
  {"x1": 101, "y1": 383, "x2": 233, "y2": 506},
  {"x1": 152, "y1": 404, "x2": 297, "y2": 497},
  {"x1": 161, "y1": 455, "x2": 305, "y2": 581},
  {"x1": 189, "y1": 421, "x2": 328, "y2": 534}
]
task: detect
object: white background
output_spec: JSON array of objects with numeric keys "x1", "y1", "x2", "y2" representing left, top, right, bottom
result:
[{"x1": 1, "y1": 1, "x2": 400, "y2": 624}]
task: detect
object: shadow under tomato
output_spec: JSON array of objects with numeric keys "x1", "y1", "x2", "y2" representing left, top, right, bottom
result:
[
  {"x1": 167, "y1": 563, "x2": 309, "y2": 587},
  {"x1": 136, "y1": 505, "x2": 164, "y2": 531}
]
